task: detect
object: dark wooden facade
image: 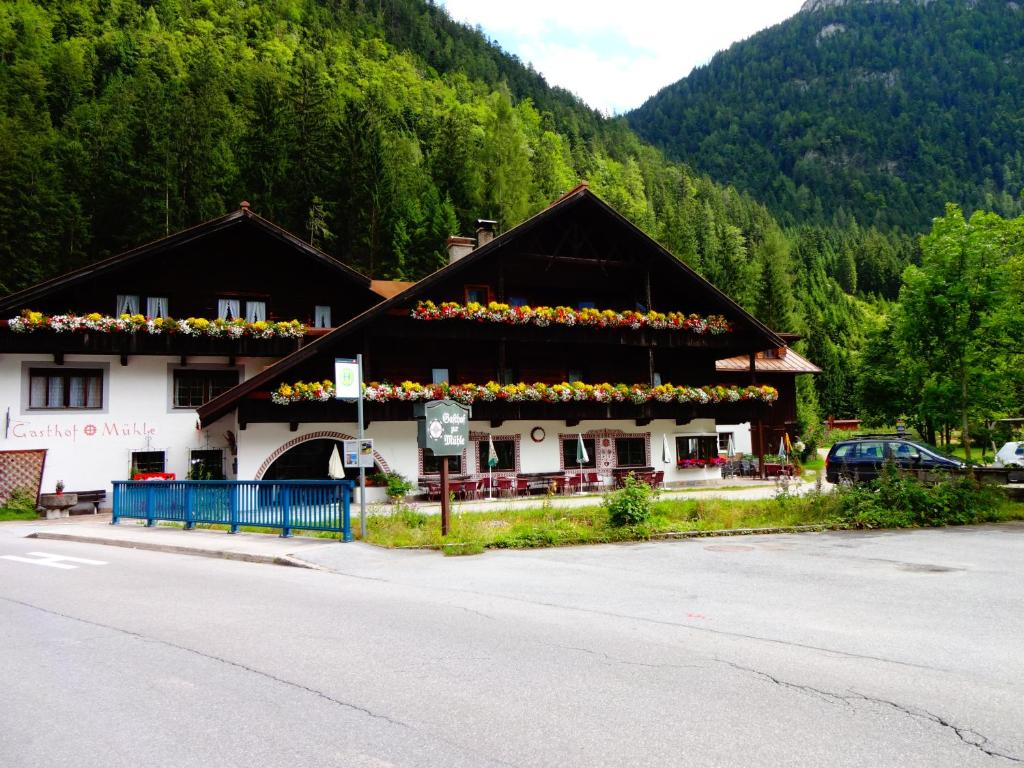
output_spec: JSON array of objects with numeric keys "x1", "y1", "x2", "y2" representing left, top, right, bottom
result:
[
  {"x1": 0, "y1": 206, "x2": 380, "y2": 343},
  {"x1": 201, "y1": 187, "x2": 796, "y2": 431}
]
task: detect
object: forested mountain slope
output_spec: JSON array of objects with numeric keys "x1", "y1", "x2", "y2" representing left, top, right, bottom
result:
[
  {"x1": 1, "y1": 0, "x2": 917, "y2": 422},
  {"x1": 628, "y1": 0, "x2": 1024, "y2": 232}
]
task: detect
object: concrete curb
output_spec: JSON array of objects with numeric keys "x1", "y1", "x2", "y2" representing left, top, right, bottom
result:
[
  {"x1": 395, "y1": 523, "x2": 841, "y2": 553},
  {"x1": 650, "y1": 524, "x2": 838, "y2": 540},
  {"x1": 27, "y1": 531, "x2": 320, "y2": 569}
]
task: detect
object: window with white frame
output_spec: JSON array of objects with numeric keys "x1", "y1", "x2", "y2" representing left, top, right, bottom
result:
[
  {"x1": 29, "y1": 368, "x2": 103, "y2": 409},
  {"x1": 431, "y1": 368, "x2": 449, "y2": 384},
  {"x1": 718, "y1": 432, "x2": 733, "y2": 452}
]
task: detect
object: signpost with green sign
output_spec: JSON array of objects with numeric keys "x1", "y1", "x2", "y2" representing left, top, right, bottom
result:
[{"x1": 416, "y1": 400, "x2": 470, "y2": 535}]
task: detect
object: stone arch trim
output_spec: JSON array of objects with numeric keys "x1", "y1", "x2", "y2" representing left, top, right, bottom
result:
[{"x1": 254, "y1": 430, "x2": 391, "y2": 480}]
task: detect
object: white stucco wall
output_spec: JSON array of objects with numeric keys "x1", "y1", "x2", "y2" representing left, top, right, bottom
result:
[
  {"x1": 238, "y1": 416, "x2": 726, "y2": 489},
  {"x1": 0, "y1": 353, "x2": 271, "y2": 500},
  {"x1": 717, "y1": 422, "x2": 753, "y2": 455}
]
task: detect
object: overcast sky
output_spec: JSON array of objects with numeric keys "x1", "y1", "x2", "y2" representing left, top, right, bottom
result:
[{"x1": 439, "y1": 1, "x2": 807, "y2": 114}]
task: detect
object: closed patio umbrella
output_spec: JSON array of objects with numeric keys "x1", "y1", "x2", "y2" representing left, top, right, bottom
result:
[
  {"x1": 575, "y1": 434, "x2": 589, "y2": 494},
  {"x1": 328, "y1": 444, "x2": 344, "y2": 479},
  {"x1": 486, "y1": 435, "x2": 499, "y2": 501},
  {"x1": 662, "y1": 433, "x2": 673, "y2": 465}
]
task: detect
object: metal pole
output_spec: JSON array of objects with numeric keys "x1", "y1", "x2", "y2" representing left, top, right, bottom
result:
[{"x1": 357, "y1": 353, "x2": 367, "y2": 540}]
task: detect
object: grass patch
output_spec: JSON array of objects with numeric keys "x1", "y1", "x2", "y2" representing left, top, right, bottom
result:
[
  {"x1": 0, "y1": 489, "x2": 39, "y2": 521},
  {"x1": 366, "y1": 474, "x2": 1024, "y2": 554},
  {"x1": 366, "y1": 488, "x2": 844, "y2": 553}
]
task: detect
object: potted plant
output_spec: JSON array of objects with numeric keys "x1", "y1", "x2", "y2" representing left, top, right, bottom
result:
[
  {"x1": 55, "y1": 480, "x2": 65, "y2": 495},
  {"x1": 385, "y1": 473, "x2": 414, "y2": 503}
]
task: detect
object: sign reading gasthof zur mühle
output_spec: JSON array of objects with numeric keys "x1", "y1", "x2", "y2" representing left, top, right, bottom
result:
[
  {"x1": 334, "y1": 358, "x2": 360, "y2": 400},
  {"x1": 416, "y1": 400, "x2": 470, "y2": 456}
]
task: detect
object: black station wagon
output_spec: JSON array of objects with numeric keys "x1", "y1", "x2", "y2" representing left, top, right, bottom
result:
[{"x1": 825, "y1": 436, "x2": 965, "y2": 483}]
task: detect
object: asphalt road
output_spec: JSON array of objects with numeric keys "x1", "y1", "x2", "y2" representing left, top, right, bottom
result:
[{"x1": 1, "y1": 523, "x2": 1022, "y2": 767}]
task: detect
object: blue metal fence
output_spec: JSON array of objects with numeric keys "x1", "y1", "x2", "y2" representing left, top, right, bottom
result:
[{"x1": 111, "y1": 480, "x2": 354, "y2": 541}]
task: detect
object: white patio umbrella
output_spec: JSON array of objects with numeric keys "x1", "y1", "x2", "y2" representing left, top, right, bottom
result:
[
  {"x1": 778, "y1": 436, "x2": 787, "y2": 461},
  {"x1": 486, "y1": 435, "x2": 499, "y2": 501},
  {"x1": 328, "y1": 444, "x2": 344, "y2": 479},
  {"x1": 662, "y1": 433, "x2": 673, "y2": 465},
  {"x1": 727, "y1": 434, "x2": 736, "y2": 459},
  {"x1": 575, "y1": 434, "x2": 589, "y2": 493}
]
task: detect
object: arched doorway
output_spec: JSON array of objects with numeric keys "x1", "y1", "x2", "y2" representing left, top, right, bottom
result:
[{"x1": 257, "y1": 432, "x2": 390, "y2": 480}]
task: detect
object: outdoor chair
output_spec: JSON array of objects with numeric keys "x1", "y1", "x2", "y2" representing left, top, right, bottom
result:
[
  {"x1": 515, "y1": 477, "x2": 531, "y2": 496},
  {"x1": 653, "y1": 471, "x2": 664, "y2": 488},
  {"x1": 497, "y1": 476, "x2": 513, "y2": 498},
  {"x1": 584, "y1": 471, "x2": 601, "y2": 492},
  {"x1": 564, "y1": 474, "x2": 584, "y2": 494},
  {"x1": 739, "y1": 460, "x2": 752, "y2": 477}
]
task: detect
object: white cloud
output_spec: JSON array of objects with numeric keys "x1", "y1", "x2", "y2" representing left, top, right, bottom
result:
[{"x1": 439, "y1": 0, "x2": 807, "y2": 114}]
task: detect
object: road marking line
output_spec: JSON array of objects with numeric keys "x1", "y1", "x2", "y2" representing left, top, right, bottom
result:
[
  {"x1": 0, "y1": 552, "x2": 108, "y2": 569},
  {"x1": 26, "y1": 552, "x2": 108, "y2": 566}
]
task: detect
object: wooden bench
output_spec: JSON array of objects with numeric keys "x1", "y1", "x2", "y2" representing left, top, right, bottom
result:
[{"x1": 68, "y1": 489, "x2": 107, "y2": 514}]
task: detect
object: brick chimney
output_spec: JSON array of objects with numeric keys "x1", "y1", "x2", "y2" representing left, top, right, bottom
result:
[
  {"x1": 446, "y1": 235, "x2": 475, "y2": 264},
  {"x1": 476, "y1": 219, "x2": 497, "y2": 248}
]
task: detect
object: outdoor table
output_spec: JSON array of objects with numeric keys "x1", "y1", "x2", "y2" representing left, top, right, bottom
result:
[{"x1": 763, "y1": 463, "x2": 795, "y2": 477}]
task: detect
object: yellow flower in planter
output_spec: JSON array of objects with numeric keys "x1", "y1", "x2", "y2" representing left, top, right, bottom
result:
[{"x1": 86, "y1": 312, "x2": 102, "y2": 322}]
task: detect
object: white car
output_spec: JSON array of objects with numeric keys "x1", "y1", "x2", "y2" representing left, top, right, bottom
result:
[{"x1": 993, "y1": 442, "x2": 1024, "y2": 468}]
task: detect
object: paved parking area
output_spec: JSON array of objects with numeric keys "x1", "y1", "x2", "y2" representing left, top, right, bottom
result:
[{"x1": 2, "y1": 522, "x2": 1022, "y2": 766}]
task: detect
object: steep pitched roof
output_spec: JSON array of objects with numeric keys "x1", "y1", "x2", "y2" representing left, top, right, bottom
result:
[
  {"x1": 0, "y1": 205, "x2": 370, "y2": 314},
  {"x1": 198, "y1": 187, "x2": 788, "y2": 426}
]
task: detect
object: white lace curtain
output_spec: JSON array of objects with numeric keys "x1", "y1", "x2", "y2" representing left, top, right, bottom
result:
[
  {"x1": 245, "y1": 301, "x2": 266, "y2": 323},
  {"x1": 217, "y1": 299, "x2": 240, "y2": 320},
  {"x1": 146, "y1": 297, "x2": 168, "y2": 318},
  {"x1": 116, "y1": 294, "x2": 139, "y2": 316}
]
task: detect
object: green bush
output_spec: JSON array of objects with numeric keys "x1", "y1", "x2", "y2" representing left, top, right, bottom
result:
[
  {"x1": 836, "y1": 463, "x2": 1005, "y2": 529},
  {"x1": 0, "y1": 488, "x2": 38, "y2": 521},
  {"x1": 603, "y1": 473, "x2": 656, "y2": 527}
]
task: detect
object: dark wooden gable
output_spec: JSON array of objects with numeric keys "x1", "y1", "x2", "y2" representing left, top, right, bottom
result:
[
  {"x1": 0, "y1": 207, "x2": 379, "y2": 325},
  {"x1": 198, "y1": 187, "x2": 786, "y2": 426},
  {"x1": 412, "y1": 191, "x2": 768, "y2": 330}
]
